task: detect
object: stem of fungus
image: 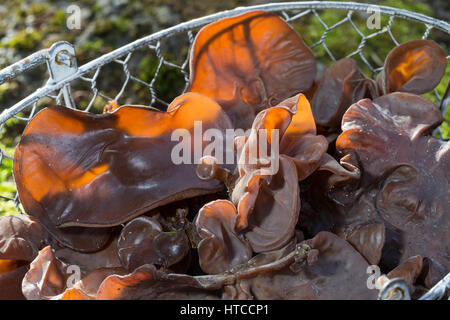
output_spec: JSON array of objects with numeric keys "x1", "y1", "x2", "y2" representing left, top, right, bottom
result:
[
  {"x1": 196, "y1": 156, "x2": 235, "y2": 192},
  {"x1": 188, "y1": 243, "x2": 312, "y2": 288}
]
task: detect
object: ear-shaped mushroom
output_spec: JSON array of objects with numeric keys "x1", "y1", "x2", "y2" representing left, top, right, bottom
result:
[
  {"x1": 95, "y1": 264, "x2": 224, "y2": 300},
  {"x1": 117, "y1": 216, "x2": 190, "y2": 272},
  {"x1": 0, "y1": 263, "x2": 29, "y2": 300},
  {"x1": 95, "y1": 239, "x2": 320, "y2": 299},
  {"x1": 279, "y1": 94, "x2": 328, "y2": 180},
  {"x1": 53, "y1": 233, "x2": 122, "y2": 277},
  {"x1": 420, "y1": 257, "x2": 448, "y2": 289},
  {"x1": 295, "y1": 152, "x2": 361, "y2": 241},
  {"x1": 195, "y1": 200, "x2": 252, "y2": 274},
  {"x1": 387, "y1": 255, "x2": 423, "y2": 291},
  {"x1": 310, "y1": 58, "x2": 376, "y2": 128},
  {"x1": 117, "y1": 217, "x2": 162, "y2": 272},
  {"x1": 234, "y1": 94, "x2": 326, "y2": 189},
  {"x1": 308, "y1": 40, "x2": 446, "y2": 132},
  {"x1": 14, "y1": 92, "x2": 233, "y2": 249},
  {"x1": 230, "y1": 99, "x2": 296, "y2": 223},
  {"x1": 236, "y1": 155, "x2": 300, "y2": 253},
  {"x1": 22, "y1": 246, "x2": 71, "y2": 300},
  {"x1": 316, "y1": 153, "x2": 360, "y2": 187},
  {"x1": 57, "y1": 268, "x2": 127, "y2": 300},
  {"x1": 188, "y1": 10, "x2": 316, "y2": 129},
  {"x1": 8, "y1": 193, "x2": 112, "y2": 252},
  {"x1": 247, "y1": 232, "x2": 378, "y2": 299},
  {"x1": 234, "y1": 98, "x2": 293, "y2": 178},
  {"x1": 0, "y1": 215, "x2": 47, "y2": 300},
  {"x1": 0, "y1": 215, "x2": 46, "y2": 262},
  {"x1": 22, "y1": 246, "x2": 127, "y2": 300},
  {"x1": 335, "y1": 92, "x2": 449, "y2": 273},
  {"x1": 344, "y1": 222, "x2": 385, "y2": 265},
  {"x1": 229, "y1": 95, "x2": 326, "y2": 252},
  {"x1": 23, "y1": 245, "x2": 223, "y2": 300},
  {"x1": 377, "y1": 40, "x2": 447, "y2": 95},
  {"x1": 337, "y1": 92, "x2": 443, "y2": 180}
]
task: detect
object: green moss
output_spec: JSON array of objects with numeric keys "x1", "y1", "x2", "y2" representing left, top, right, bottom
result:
[
  {"x1": 0, "y1": 142, "x2": 17, "y2": 216},
  {"x1": 153, "y1": 66, "x2": 185, "y2": 103},
  {"x1": 0, "y1": 82, "x2": 13, "y2": 106},
  {"x1": 78, "y1": 95, "x2": 107, "y2": 112},
  {"x1": 92, "y1": 4, "x2": 101, "y2": 14},
  {"x1": 42, "y1": 32, "x2": 76, "y2": 48},
  {"x1": 27, "y1": 3, "x2": 50, "y2": 16},
  {"x1": 379, "y1": 0, "x2": 433, "y2": 16},
  {"x1": 0, "y1": 115, "x2": 24, "y2": 148},
  {"x1": 137, "y1": 55, "x2": 185, "y2": 104},
  {"x1": 440, "y1": 107, "x2": 450, "y2": 139},
  {"x1": 298, "y1": 0, "x2": 434, "y2": 74},
  {"x1": 16, "y1": 8, "x2": 27, "y2": 21},
  {"x1": 113, "y1": 17, "x2": 132, "y2": 33},
  {"x1": 138, "y1": 55, "x2": 159, "y2": 83},
  {"x1": 0, "y1": 200, "x2": 18, "y2": 216},
  {"x1": 80, "y1": 38, "x2": 104, "y2": 53},
  {"x1": 94, "y1": 20, "x2": 115, "y2": 36},
  {"x1": 423, "y1": 64, "x2": 450, "y2": 104},
  {"x1": 8, "y1": 30, "x2": 43, "y2": 51},
  {"x1": 50, "y1": 10, "x2": 67, "y2": 27}
]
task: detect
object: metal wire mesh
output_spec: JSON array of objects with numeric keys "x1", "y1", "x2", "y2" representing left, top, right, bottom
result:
[{"x1": 0, "y1": 1, "x2": 449, "y2": 299}]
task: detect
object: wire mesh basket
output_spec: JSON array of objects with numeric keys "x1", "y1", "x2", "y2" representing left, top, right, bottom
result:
[{"x1": 0, "y1": 1, "x2": 449, "y2": 299}]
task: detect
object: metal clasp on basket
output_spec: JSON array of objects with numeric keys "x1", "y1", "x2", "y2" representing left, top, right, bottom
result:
[
  {"x1": 46, "y1": 41, "x2": 78, "y2": 108},
  {"x1": 377, "y1": 275, "x2": 411, "y2": 300}
]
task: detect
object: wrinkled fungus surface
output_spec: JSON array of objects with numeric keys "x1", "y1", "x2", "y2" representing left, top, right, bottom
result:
[
  {"x1": 310, "y1": 40, "x2": 446, "y2": 131},
  {"x1": 188, "y1": 11, "x2": 316, "y2": 130}
]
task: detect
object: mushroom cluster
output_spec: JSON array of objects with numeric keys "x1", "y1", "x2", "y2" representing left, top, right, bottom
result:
[{"x1": 1, "y1": 10, "x2": 448, "y2": 300}]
